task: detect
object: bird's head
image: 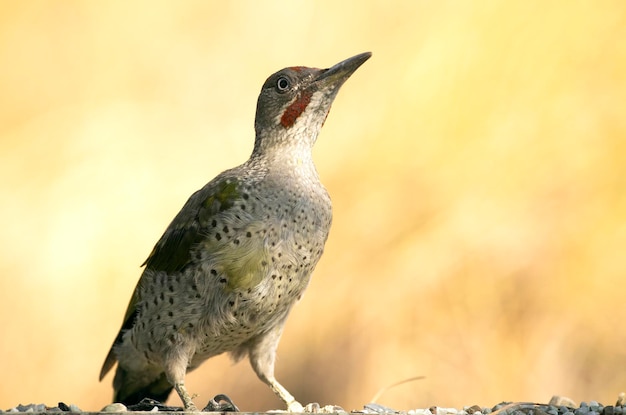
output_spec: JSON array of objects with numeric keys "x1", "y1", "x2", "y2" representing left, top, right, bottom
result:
[{"x1": 252, "y1": 52, "x2": 372, "y2": 157}]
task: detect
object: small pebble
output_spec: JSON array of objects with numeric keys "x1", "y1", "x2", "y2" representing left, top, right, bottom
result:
[
  {"x1": 467, "y1": 406, "x2": 483, "y2": 414},
  {"x1": 101, "y1": 403, "x2": 127, "y2": 413},
  {"x1": 576, "y1": 407, "x2": 591, "y2": 415},
  {"x1": 550, "y1": 396, "x2": 577, "y2": 408}
]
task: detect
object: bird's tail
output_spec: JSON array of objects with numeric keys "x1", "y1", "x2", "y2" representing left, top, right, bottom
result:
[{"x1": 112, "y1": 366, "x2": 173, "y2": 407}]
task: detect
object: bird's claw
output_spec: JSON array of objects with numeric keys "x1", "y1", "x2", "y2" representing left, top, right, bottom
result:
[
  {"x1": 270, "y1": 402, "x2": 346, "y2": 413},
  {"x1": 305, "y1": 403, "x2": 347, "y2": 413},
  {"x1": 202, "y1": 394, "x2": 240, "y2": 412},
  {"x1": 125, "y1": 398, "x2": 184, "y2": 412}
]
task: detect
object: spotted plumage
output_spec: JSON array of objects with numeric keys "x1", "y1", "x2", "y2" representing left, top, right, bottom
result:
[{"x1": 100, "y1": 52, "x2": 371, "y2": 412}]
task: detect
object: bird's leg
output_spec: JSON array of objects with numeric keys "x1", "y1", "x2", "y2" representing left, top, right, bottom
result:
[
  {"x1": 165, "y1": 347, "x2": 198, "y2": 411},
  {"x1": 267, "y1": 377, "x2": 304, "y2": 412},
  {"x1": 247, "y1": 322, "x2": 304, "y2": 412},
  {"x1": 174, "y1": 382, "x2": 198, "y2": 412}
]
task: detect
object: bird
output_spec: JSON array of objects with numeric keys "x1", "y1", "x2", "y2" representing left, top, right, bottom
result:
[{"x1": 99, "y1": 51, "x2": 371, "y2": 412}]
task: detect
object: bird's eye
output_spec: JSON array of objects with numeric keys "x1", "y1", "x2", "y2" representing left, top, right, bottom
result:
[{"x1": 276, "y1": 76, "x2": 290, "y2": 92}]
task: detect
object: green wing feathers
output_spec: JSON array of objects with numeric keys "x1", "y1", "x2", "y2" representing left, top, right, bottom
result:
[
  {"x1": 143, "y1": 179, "x2": 241, "y2": 273},
  {"x1": 100, "y1": 178, "x2": 247, "y2": 379}
]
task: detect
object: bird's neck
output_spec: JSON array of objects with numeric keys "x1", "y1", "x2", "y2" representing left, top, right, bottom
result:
[
  {"x1": 249, "y1": 139, "x2": 319, "y2": 181},
  {"x1": 251, "y1": 126, "x2": 319, "y2": 164}
]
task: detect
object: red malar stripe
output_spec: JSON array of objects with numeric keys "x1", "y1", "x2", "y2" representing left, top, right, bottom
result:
[{"x1": 280, "y1": 91, "x2": 312, "y2": 128}]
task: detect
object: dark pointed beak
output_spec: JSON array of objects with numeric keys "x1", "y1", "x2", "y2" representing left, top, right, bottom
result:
[{"x1": 314, "y1": 52, "x2": 372, "y2": 88}]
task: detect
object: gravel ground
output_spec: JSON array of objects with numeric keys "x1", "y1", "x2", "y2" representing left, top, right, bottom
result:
[{"x1": 2, "y1": 394, "x2": 625, "y2": 415}]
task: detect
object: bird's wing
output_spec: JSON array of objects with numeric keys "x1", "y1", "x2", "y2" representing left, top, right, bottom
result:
[
  {"x1": 99, "y1": 176, "x2": 245, "y2": 380},
  {"x1": 143, "y1": 178, "x2": 241, "y2": 273}
]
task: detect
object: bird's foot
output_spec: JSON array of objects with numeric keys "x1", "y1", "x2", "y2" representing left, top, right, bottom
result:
[
  {"x1": 303, "y1": 403, "x2": 347, "y2": 413},
  {"x1": 267, "y1": 400, "x2": 303, "y2": 413},
  {"x1": 174, "y1": 382, "x2": 199, "y2": 412},
  {"x1": 124, "y1": 398, "x2": 183, "y2": 412},
  {"x1": 270, "y1": 402, "x2": 346, "y2": 413},
  {"x1": 202, "y1": 394, "x2": 240, "y2": 412}
]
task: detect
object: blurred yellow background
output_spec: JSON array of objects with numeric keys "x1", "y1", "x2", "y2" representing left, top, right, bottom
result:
[{"x1": 1, "y1": 1, "x2": 625, "y2": 411}]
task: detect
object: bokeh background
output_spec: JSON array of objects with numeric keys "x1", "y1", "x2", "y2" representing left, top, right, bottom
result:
[{"x1": 1, "y1": 1, "x2": 625, "y2": 412}]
